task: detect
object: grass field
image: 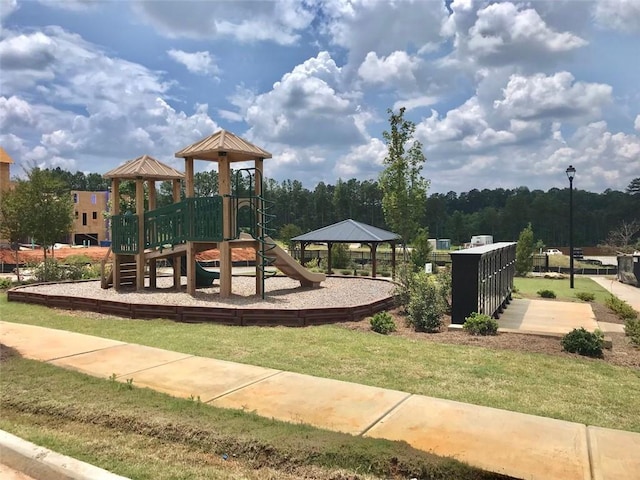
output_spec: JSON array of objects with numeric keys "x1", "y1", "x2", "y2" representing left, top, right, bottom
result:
[
  {"x1": 514, "y1": 276, "x2": 613, "y2": 304},
  {"x1": 2, "y1": 293, "x2": 639, "y2": 432},
  {"x1": 1, "y1": 352, "x2": 495, "y2": 480}
]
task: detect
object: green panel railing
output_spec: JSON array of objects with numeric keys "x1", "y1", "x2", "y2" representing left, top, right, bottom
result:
[
  {"x1": 111, "y1": 214, "x2": 139, "y2": 254},
  {"x1": 144, "y1": 196, "x2": 224, "y2": 250}
]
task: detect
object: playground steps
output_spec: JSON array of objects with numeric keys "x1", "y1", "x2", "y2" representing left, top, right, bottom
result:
[{"x1": 102, "y1": 255, "x2": 136, "y2": 289}]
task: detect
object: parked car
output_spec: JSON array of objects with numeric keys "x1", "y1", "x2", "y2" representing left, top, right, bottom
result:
[{"x1": 546, "y1": 249, "x2": 562, "y2": 255}]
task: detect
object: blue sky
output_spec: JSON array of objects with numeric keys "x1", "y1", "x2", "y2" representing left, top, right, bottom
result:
[{"x1": 1, "y1": 0, "x2": 639, "y2": 194}]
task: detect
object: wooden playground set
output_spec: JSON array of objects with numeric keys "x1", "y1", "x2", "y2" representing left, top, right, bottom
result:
[{"x1": 101, "y1": 130, "x2": 325, "y2": 299}]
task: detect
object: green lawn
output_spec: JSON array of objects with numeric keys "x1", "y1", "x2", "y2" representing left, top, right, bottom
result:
[
  {"x1": 514, "y1": 276, "x2": 612, "y2": 304},
  {"x1": 2, "y1": 353, "x2": 491, "y2": 480},
  {"x1": 2, "y1": 293, "x2": 639, "y2": 432}
]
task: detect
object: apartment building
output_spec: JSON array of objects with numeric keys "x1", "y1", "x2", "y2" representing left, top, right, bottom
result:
[{"x1": 71, "y1": 190, "x2": 110, "y2": 245}]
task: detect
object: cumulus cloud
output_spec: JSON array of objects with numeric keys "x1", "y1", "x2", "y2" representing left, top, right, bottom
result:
[
  {"x1": 333, "y1": 137, "x2": 386, "y2": 180},
  {"x1": 494, "y1": 72, "x2": 612, "y2": 120},
  {"x1": 357, "y1": 51, "x2": 422, "y2": 90},
  {"x1": 133, "y1": 0, "x2": 314, "y2": 44},
  {"x1": 167, "y1": 49, "x2": 220, "y2": 76},
  {"x1": 594, "y1": 0, "x2": 640, "y2": 34},
  {"x1": 0, "y1": 0, "x2": 18, "y2": 22},
  {"x1": 442, "y1": 1, "x2": 587, "y2": 69},
  {"x1": 321, "y1": 0, "x2": 447, "y2": 64},
  {"x1": 635, "y1": 114, "x2": 640, "y2": 131},
  {"x1": 244, "y1": 52, "x2": 365, "y2": 148}
]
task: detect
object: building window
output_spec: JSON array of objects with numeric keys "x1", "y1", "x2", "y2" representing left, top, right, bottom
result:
[
  {"x1": 82, "y1": 213, "x2": 87, "y2": 226},
  {"x1": 75, "y1": 211, "x2": 78, "y2": 218},
  {"x1": 91, "y1": 194, "x2": 96, "y2": 205},
  {"x1": 92, "y1": 211, "x2": 97, "y2": 220},
  {"x1": 73, "y1": 193, "x2": 78, "y2": 203}
]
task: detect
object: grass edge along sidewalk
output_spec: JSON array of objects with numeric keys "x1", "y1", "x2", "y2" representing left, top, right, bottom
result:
[
  {"x1": 0, "y1": 348, "x2": 508, "y2": 480},
  {"x1": 1, "y1": 293, "x2": 639, "y2": 433}
]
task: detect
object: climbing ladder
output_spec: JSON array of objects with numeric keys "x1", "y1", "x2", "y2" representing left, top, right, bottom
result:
[{"x1": 232, "y1": 168, "x2": 276, "y2": 299}]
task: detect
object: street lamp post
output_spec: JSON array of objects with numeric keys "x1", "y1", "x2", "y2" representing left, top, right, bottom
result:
[{"x1": 566, "y1": 165, "x2": 576, "y2": 289}]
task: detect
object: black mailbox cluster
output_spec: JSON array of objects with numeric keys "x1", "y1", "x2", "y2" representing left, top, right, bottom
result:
[{"x1": 450, "y1": 242, "x2": 517, "y2": 324}]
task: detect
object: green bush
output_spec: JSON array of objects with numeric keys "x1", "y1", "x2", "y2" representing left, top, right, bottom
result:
[
  {"x1": 370, "y1": 311, "x2": 396, "y2": 335},
  {"x1": 537, "y1": 289, "x2": 556, "y2": 299},
  {"x1": 393, "y1": 264, "x2": 414, "y2": 313},
  {"x1": 561, "y1": 328, "x2": 604, "y2": 357},
  {"x1": 437, "y1": 269, "x2": 452, "y2": 313},
  {"x1": 340, "y1": 269, "x2": 351, "y2": 275},
  {"x1": 331, "y1": 244, "x2": 352, "y2": 270},
  {"x1": 407, "y1": 271, "x2": 445, "y2": 333},
  {"x1": 463, "y1": 312, "x2": 499, "y2": 336},
  {"x1": 605, "y1": 295, "x2": 639, "y2": 321},
  {"x1": 624, "y1": 318, "x2": 640, "y2": 347},
  {"x1": 30, "y1": 259, "x2": 66, "y2": 282},
  {"x1": 575, "y1": 292, "x2": 595, "y2": 302},
  {"x1": 0, "y1": 277, "x2": 12, "y2": 289}
]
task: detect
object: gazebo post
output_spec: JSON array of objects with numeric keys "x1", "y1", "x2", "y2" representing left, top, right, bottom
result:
[
  {"x1": 327, "y1": 242, "x2": 333, "y2": 274},
  {"x1": 219, "y1": 156, "x2": 232, "y2": 298},
  {"x1": 112, "y1": 178, "x2": 121, "y2": 291},
  {"x1": 300, "y1": 242, "x2": 306, "y2": 265},
  {"x1": 172, "y1": 179, "x2": 181, "y2": 291},
  {"x1": 135, "y1": 178, "x2": 145, "y2": 290},
  {"x1": 391, "y1": 241, "x2": 396, "y2": 279},
  {"x1": 370, "y1": 242, "x2": 378, "y2": 278},
  {"x1": 148, "y1": 180, "x2": 157, "y2": 289}
]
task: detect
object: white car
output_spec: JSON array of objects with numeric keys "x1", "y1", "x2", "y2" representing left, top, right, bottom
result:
[{"x1": 545, "y1": 249, "x2": 562, "y2": 255}]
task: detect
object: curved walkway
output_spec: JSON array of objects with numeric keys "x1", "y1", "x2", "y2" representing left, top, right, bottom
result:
[
  {"x1": 2, "y1": 321, "x2": 639, "y2": 480},
  {"x1": 590, "y1": 277, "x2": 640, "y2": 312}
]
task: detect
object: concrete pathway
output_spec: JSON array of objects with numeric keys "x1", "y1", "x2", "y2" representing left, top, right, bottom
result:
[
  {"x1": 498, "y1": 298, "x2": 598, "y2": 336},
  {"x1": 1, "y1": 321, "x2": 639, "y2": 480},
  {"x1": 590, "y1": 276, "x2": 640, "y2": 312}
]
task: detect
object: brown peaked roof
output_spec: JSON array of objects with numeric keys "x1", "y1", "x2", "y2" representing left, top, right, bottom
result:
[
  {"x1": 175, "y1": 129, "x2": 272, "y2": 162},
  {"x1": 103, "y1": 155, "x2": 184, "y2": 180},
  {"x1": 0, "y1": 146, "x2": 15, "y2": 164}
]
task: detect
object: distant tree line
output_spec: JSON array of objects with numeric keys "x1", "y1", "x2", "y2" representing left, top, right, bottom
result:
[{"x1": 40, "y1": 167, "x2": 639, "y2": 248}]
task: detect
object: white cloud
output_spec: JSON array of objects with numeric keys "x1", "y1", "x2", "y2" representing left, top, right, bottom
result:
[
  {"x1": 244, "y1": 52, "x2": 365, "y2": 148},
  {"x1": 635, "y1": 114, "x2": 640, "y2": 131},
  {"x1": 442, "y1": 1, "x2": 587, "y2": 69},
  {"x1": 167, "y1": 49, "x2": 220, "y2": 76},
  {"x1": 321, "y1": 0, "x2": 447, "y2": 63},
  {"x1": 594, "y1": 0, "x2": 640, "y2": 34},
  {"x1": 333, "y1": 137, "x2": 386, "y2": 179},
  {"x1": 37, "y1": 0, "x2": 102, "y2": 12},
  {"x1": 494, "y1": 72, "x2": 612, "y2": 120},
  {"x1": 393, "y1": 95, "x2": 438, "y2": 113},
  {"x1": 0, "y1": 0, "x2": 18, "y2": 22},
  {"x1": 358, "y1": 51, "x2": 421, "y2": 90},
  {"x1": 133, "y1": 0, "x2": 314, "y2": 44}
]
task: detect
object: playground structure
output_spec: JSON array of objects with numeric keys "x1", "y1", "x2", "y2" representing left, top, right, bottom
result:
[{"x1": 102, "y1": 130, "x2": 325, "y2": 298}]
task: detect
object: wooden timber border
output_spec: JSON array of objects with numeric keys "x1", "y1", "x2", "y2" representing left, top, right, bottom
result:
[{"x1": 6, "y1": 280, "x2": 395, "y2": 327}]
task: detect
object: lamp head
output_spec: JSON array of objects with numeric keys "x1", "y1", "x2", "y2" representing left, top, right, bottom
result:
[{"x1": 565, "y1": 165, "x2": 576, "y2": 181}]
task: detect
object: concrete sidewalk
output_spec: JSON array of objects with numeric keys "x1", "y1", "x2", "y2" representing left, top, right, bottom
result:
[
  {"x1": 590, "y1": 276, "x2": 640, "y2": 312},
  {"x1": 1, "y1": 321, "x2": 638, "y2": 480}
]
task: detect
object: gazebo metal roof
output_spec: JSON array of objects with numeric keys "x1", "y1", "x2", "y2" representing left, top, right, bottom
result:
[
  {"x1": 103, "y1": 155, "x2": 184, "y2": 180},
  {"x1": 175, "y1": 129, "x2": 272, "y2": 162},
  {"x1": 292, "y1": 219, "x2": 400, "y2": 243}
]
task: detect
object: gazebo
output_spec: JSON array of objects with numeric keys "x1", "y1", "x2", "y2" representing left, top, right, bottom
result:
[{"x1": 291, "y1": 219, "x2": 400, "y2": 278}]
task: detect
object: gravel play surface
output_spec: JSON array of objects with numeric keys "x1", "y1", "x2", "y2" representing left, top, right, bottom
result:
[{"x1": 18, "y1": 276, "x2": 395, "y2": 309}]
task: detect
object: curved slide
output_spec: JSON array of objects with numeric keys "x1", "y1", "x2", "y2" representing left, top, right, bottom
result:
[
  {"x1": 263, "y1": 237, "x2": 326, "y2": 287},
  {"x1": 168, "y1": 255, "x2": 220, "y2": 288}
]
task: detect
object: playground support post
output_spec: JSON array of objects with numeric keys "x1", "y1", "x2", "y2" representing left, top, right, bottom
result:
[
  {"x1": 219, "y1": 157, "x2": 232, "y2": 298},
  {"x1": 135, "y1": 178, "x2": 145, "y2": 290},
  {"x1": 172, "y1": 179, "x2": 182, "y2": 291},
  {"x1": 255, "y1": 159, "x2": 264, "y2": 297}
]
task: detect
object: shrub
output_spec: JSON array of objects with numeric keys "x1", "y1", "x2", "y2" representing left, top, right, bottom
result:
[
  {"x1": 575, "y1": 292, "x2": 595, "y2": 302},
  {"x1": 605, "y1": 295, "x2": 639, "y2": 321},
  {"x1": 340, "y1": 269, "x2": 351, "y2": 275},
  {"x1": 437, "y1": 269, "x2": 452, "y2": 313},
  {"x1": 561, "y1": 328, "x2": 604, "y2": 357},
  {"x1": 30, "y1": 259, "x2": 65, "y2": 282},
  {"x1": 331, "y1": 244, "x2": 352, "y2": 270},
  {"x1": 624, "y1": 318, "x2": 640, "y2": 347},
  {"x1": 0, "y1": 277, "x2": 12, "y2": 289},
  {"x1": 463, "y1": 312, "x2": 499, "y2": 336},
  {"x1": 537, "y1": 289, "x2": 556, "y2": 299},
  {"x1": 393, "y1": 263, "x2": 414, "y2": 312},
  {"x1": 370, "y1": 311, "x2": 396, "y2": 335},
  {"x1": 407, "y1": 271, "x2": 445, "y2": 332}
]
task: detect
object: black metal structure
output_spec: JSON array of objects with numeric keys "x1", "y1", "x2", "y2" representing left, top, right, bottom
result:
[
  {"x1": 566, "y1": 165, "x2": 576, "y2": 289},
  {"x1": 450, "y1": 242, "x2": 517, "y2": 324}
]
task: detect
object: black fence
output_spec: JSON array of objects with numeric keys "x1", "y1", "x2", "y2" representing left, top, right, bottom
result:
[
  {"x1": 532, "y1": 254, "x2": 617, "y2": 275},
  {"x1": 450, "y1": 242, "x2": 516, "y2": 324}
]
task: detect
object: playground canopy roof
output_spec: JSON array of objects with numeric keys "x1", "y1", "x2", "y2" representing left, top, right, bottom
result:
[
  {"x1": 103, "y1": 155, "x2": 184, "y2": 180},
  {"x1": 175, "y1": 129, "x2": 272, "y2": 162},
  {"x1": 291, "y1": 219, "x2": 400, "y2": 244},
  {"x1": 0, "y1": 146, "x2": 15, "y2": 164}
]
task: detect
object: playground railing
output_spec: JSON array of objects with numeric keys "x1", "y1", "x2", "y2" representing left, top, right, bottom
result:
[{"x1": 111, "y1": 214, "x2": 139, "y2": 254}]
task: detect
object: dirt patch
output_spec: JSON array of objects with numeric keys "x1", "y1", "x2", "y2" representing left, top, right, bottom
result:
[
  {"x1": 341, "y1": 307, "x2": 640, "y2": 369},
  {"x1": 0, "y1": 343, "x2": 20, "y2": 362},
  {"x1": 0, "y1": 246, "x2": 257, "y2": 264}
]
